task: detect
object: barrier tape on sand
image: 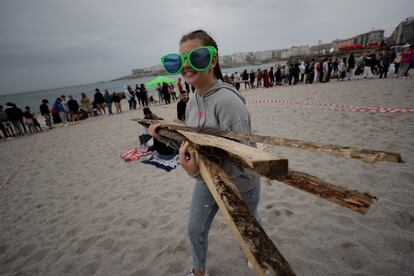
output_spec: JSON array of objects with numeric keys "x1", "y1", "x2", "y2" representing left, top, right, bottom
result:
[{"x1": 247, "y1": 98, "x2": 414, "y2": 113}]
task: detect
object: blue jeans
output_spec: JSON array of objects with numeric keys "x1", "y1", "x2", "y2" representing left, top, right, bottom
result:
[
  {"x1": 188, "y1": 181, "x2": 262, "y2": 270},
  {"x1": 12, "y1": 120, "x2": 24, "y2": 135}
]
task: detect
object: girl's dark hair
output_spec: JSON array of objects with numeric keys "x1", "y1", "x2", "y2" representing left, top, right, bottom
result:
[{"x1": 180, "y1": 30, "x2": 224, "y2": 81}]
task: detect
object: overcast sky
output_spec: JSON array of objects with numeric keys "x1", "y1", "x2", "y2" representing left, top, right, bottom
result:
[{"x1": 0, "y1": 0, "x2": 412, "y2": 95}]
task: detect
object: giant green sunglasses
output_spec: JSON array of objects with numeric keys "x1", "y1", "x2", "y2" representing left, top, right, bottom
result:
[{"x1": 160, "y1": 46, "x2": 217, "y2": 74}]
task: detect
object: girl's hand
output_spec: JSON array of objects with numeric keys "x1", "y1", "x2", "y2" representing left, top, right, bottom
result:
[
  {"x1": 179, "y1": 141, "x2": 199, "y2": 175},
  {"x1": 148, "y1": 123, "x2": 161, "y2": 140}
]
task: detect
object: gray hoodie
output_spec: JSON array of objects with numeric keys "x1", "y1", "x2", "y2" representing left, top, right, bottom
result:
[{"x1": 185, "y1": 80, "x2": 260, "y2": 193}]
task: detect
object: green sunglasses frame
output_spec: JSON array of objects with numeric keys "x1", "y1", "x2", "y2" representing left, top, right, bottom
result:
[{"x1": 160, "y1": 46, "x2": 218, "y2": 74}]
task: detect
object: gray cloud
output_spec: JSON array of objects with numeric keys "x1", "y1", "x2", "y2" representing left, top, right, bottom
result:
[{"x1": 0, "y1": 0, "x2": 412, "y2": 94}]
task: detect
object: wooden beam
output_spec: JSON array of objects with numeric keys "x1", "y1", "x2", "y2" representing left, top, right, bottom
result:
[
  {"x1": 283, "y1": 170, "x2": 377, "y2": 215},
  {"x1": 177, "y1": 129, "x2": 289, "y2": 180},
  {"x1": 142, "y1": 123, "x2": 376, "y2": 214},
  {"x1": 134, "y1": 118, "x2": 403, "y2": 164},
  {"x1": 197, "y1": 151, "x2": 296, "y2": 276}
]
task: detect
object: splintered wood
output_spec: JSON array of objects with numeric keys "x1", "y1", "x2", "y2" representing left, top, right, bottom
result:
[
  {"x1": 135, "y1": 119, "x2": 403, "y2": 164},
  {"x1": 198, "y1": 153, "x2": 295, "y2": 276},
  {"x1": 283, "y1": 171, "x2": 376, "y2": 214},
  {"x1": 177, "y1": 130, "x2": 288, "y2": 180}
]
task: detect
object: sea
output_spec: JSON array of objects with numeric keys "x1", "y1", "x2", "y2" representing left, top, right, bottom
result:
[{"x1": 0, "y1": 63, "x2": 277, "y2": 113}]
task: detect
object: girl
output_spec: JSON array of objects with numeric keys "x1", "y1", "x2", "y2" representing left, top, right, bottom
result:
[{"x1": 149, "y1": 30, "x2": 261, "y2": 276}]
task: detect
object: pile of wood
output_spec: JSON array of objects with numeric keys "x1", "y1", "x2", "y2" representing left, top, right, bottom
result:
[{"x1": 134, "y1": 118, "x2": 403, "y2": 276}]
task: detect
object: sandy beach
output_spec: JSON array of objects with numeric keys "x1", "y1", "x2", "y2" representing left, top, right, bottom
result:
[{"x1": 1, "y1": 77, "x2": 413, "y2": 276}]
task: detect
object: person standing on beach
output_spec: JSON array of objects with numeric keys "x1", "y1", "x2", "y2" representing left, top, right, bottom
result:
[
  {"x1": 263, "y1": 69, "x2": 270, "y2": 88},
  {"x1": 177, "y1": 92, "x2": 188, "y2": 122},
  {"x1": 104, "y1": 89, "x2": 113, "y2": 115},
  {"x1": 152, "y1": 29, "x2": 262, "y2": 276},
  {"x1": 140, "y1": 84, "x2": 149, "y2": 107},
  {"x1": 135, "y1": 85, "x2": 142, "y2": 108},
  {"x1": 249, "y1": 70, "x2": 255, "y2": 88},
  {"x1": 269, "y1": 67, "x2": 275, "y2": 87},
  {"x1": 80, "y1": 93, "x2": 92, "y2": 116},
  {"x1": 348, "y1": 54, "x2": 355, "y2": 80},
  {"x1": 6, "y1": 103, "x2": 25, "y2": 135},
  {"x1": 0, "y1": 105, "x2": 13, "y2": 138},
  {"x1": 178, "y1": 77, "x2": 184, "y2": 93},
  {"x1": 322, "y1": 58, "x2": 329, "y2": 82},
  {"x1": 39, "y1": 99, "x2": 53, "y2": 129},
  {"x1": 23, "y1": 106, "x2": 42, "y2": 133},
  {"x1": 234, "y1": 72, "x2": 241, "y2": 90},
  {"x1": 94, "y1": 89, "x2": 106, "y2": 115},
  {"x1": 156, "y1": 83, "x2": 163, "y2": 104},
  {"x1": 53, "y1": 98, "x2": 67, "y2": 125},
  {"x1": 338, "y1": 58, "x2": 347, "y2": 81},
  {"x1": 362, "y1": 54, "x2": 374, "y2": 79},
  {"x1": 379, "y1": 49, "x2": 391, "y2": 79},
  {"x1": 256, "y1": 68, "x2": 262, "y2": 87},
  {"x1": 67, "y1": 95, "x2": 79, "y2": 122},
  {"x1": 124, "y1": 85, "x2": 133, "y2": 110},
  {"x1": 60, "y1": 95, "x2": 69, "y2": 122},
  {"x1": 112, "y1": 92, "x2": 122, "y2": 114},
  {"x1": 397, "y1": 44, "x2": 414, "y2": 78}
]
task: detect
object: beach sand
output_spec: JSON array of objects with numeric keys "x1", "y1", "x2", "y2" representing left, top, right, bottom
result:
[{"x1": 1, "y1": 77, "x2": 413, "y2": 275}]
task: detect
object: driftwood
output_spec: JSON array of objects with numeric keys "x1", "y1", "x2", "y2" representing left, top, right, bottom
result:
[
  {"x1": 141, "y1": 123, "x2": 376, "y2": 214},
  {"x1": 197, "y1": 151, "x2": 295, "y2": 276},
  {"x1": 283, "y1": 171, "x2": 376, "y2": 215},
  {"x1": 134, "y1": 118, "x2": 402, "y2": 164},
  {"x1": 177, "y1": 130, "x2": 288, "y2": 180}
]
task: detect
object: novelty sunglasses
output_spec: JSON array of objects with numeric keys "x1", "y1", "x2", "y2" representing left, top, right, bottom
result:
[{"x1": 161, "y1": 46, "x2": 217, "y2": 74}]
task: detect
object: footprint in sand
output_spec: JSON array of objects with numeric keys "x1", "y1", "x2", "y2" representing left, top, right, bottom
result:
[
  {"x1": 97, "y1": 238, "x2": 116, "y2": 251},
  {"x1": 80, "y1": 261, "x2": 100, "y2": 276},
  {"x1": 166, "y1": 262, "x2": 184, "y2": 273},
  {"x1": 129, "y1": 269, "x2": 153, "y2": 276},
  {"x1": 340, "y1": 241, "x2": 357, "y2": 249},
  {"x1": 23, "y1": 248, "x2": 50, "y2": 266},
  {"x1": 95, "y1": 201, "x2": 109, "y2": 209},
  {"x1": 393, "y1": 210, "x2": 414, "y2": 231},
  {"x1": 65, "y1": 226, "x2": 81, "y2": 238},
  {"x1": 75, "y1": 235, "x2": 103, "y2": 255},
  {"x1": 0, "y1": 244, "x2": 9, "y2": 256}
]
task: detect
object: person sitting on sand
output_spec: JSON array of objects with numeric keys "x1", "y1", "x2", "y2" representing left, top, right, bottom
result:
[{"x1": 139, "y1": 107, "x2": 163, "y2": 152}]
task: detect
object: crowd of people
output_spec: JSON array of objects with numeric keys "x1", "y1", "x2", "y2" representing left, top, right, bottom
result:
[
  {"x1": 2, "y1": 45, "x2": 413, "y2": 142},
  {"x1": 0, "y1": 82, "x2": 191, "y2": 141},
  {"x1": 223, "y1": 44, "x2": 414, "y2": 90}
]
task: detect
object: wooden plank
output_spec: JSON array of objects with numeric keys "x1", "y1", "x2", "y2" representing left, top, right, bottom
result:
[
  {"x1": 142, "y1": 124, "x2": 376, "y2": 214},
  {"x1": 283, "y1": 170, "x2": 377, "y2": 215},
  {"x1": 196, "y1": 151, "x2": 296, "y2": 276},
  {"x1": 177, "y1": 129, "x2": 289, "y2": 180},
  {"x1": 134, "y1": 118, "x2": 403, "y2": 163}
]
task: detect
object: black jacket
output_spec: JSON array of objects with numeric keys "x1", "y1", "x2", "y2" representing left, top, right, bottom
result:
[{"x1": 39, "y1": 103, "x2": 50, "y2": 115}]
